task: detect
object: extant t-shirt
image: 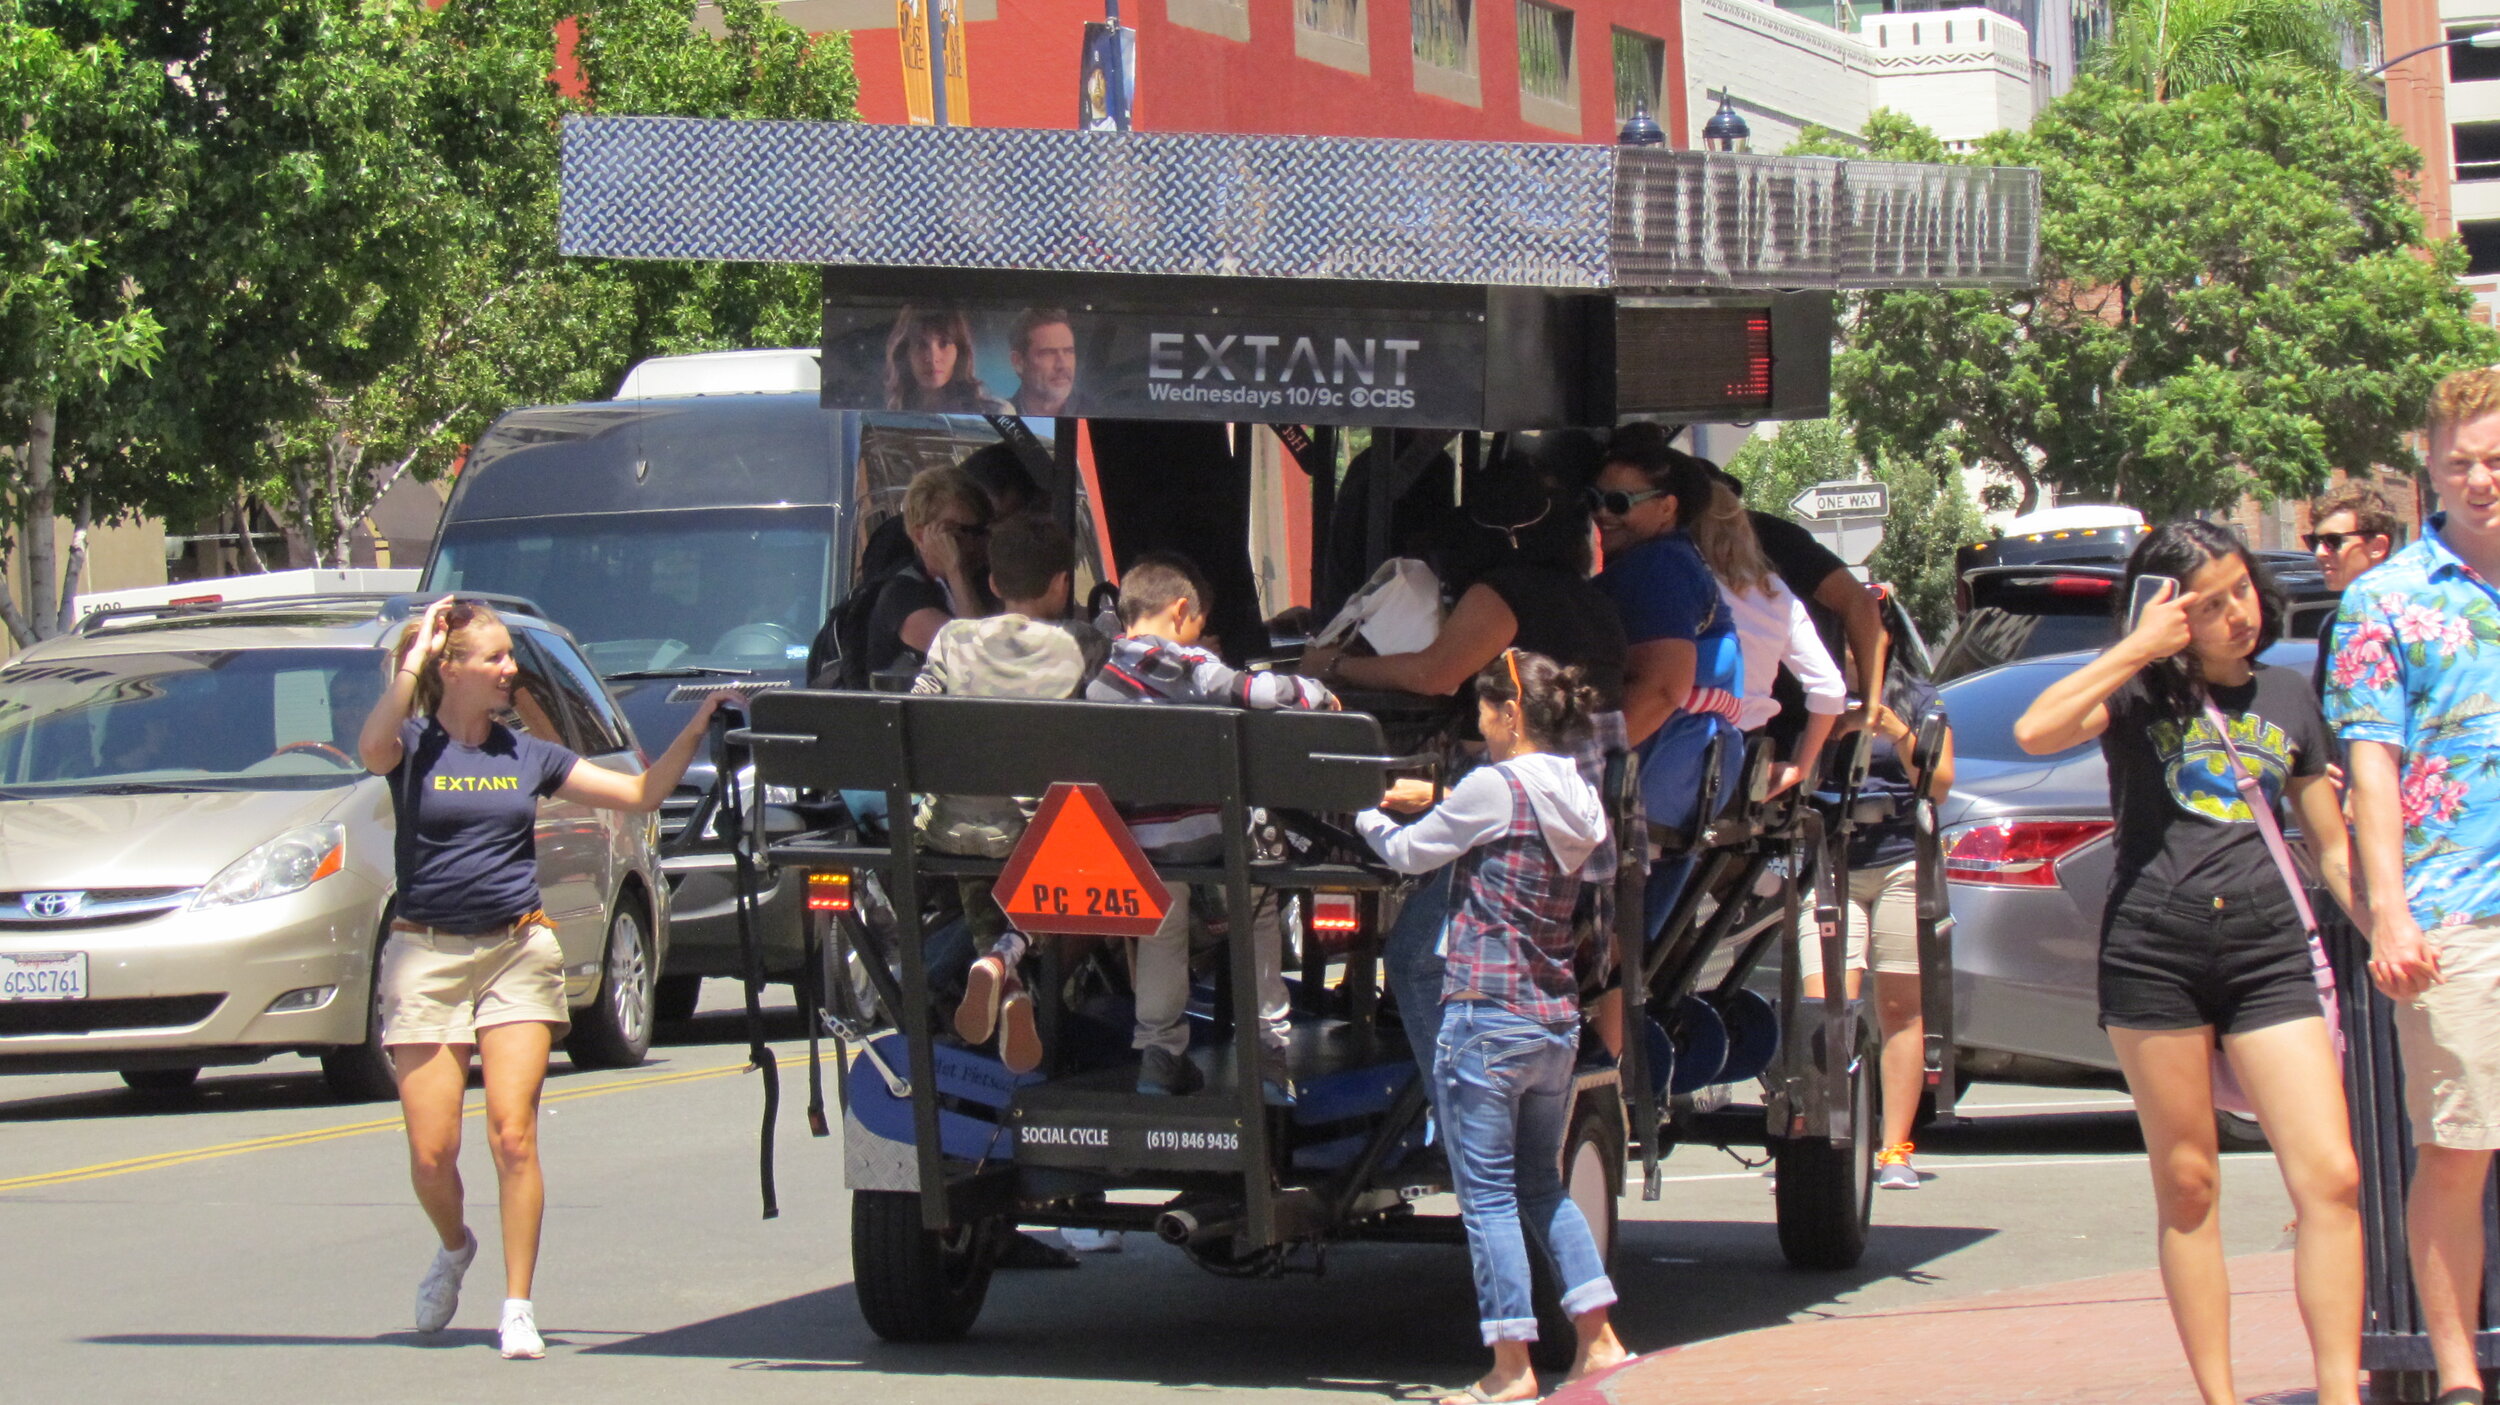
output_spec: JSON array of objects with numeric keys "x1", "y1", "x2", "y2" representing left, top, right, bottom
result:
[
  {"x1": 2099, "y1": 663, "x2": 2328, "y2": 906},
  {"x1": 1595, "y1": 531, "x2": 1742, "y2": 697},
  {"x1": 388, "y1": 717, "x2": 579, "y2": 933}
]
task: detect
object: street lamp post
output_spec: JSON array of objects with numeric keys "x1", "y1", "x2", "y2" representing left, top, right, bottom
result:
[
  {"x1": 2368, "y1": 27, "x2": 2500, "y2": 79},
  {"x1": 1701, "y1": 92, "x2": 1750, "y2": 153}
]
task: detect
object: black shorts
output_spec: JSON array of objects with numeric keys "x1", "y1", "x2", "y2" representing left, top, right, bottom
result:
[{"x1": 2098, "y1": 887, "x2": 2320, "y2": 1035}]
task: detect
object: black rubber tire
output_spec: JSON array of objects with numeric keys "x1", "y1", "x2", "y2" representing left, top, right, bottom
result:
[
  {"x1": 1774, "y1": 1022, "x2": 1878, "y2": 1271},
  {"x1": 120, "y1": 1067, "x2": 202, "y2": 1096},
  {"x1": 851, "y1": 1191, "x2": 1002, "y2": 1343},
  {"x1": 2216, "y1": 1109, "x2": 2269, "y2": 1152},
  {"x1": 565, "y1": 901, "x2": 655, "y2": 1070},
  {"x1": 654, "y1": 973, "x2": 704, "y2": 1024},
  {"x1": 320, "y1": 941, "x2": 399, "y2": 1102},
  {"x1": 1529, "y1": 1089, "x2": 1626, "y2": 1372}
]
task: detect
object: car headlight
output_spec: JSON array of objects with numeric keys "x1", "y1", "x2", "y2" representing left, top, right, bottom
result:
[
  {"x1": 736, "y1": 763, "x2": 800, "y2": 808},
  {"x1": 192, "y1": 823, "x2": 347, "y2": 908}
]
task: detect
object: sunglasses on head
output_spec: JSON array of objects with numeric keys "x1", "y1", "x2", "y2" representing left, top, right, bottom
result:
[
  {"x1": 2302, "y1": 532, "x2": 2375, "y2": 552},
  {"x1": 1585, "y1": 485, "x2": 1669, "y2": 518}
]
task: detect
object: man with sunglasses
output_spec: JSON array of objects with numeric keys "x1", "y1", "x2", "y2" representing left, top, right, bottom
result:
[{"x1": 2304, "y1": 484, "x2": 2398, "y2": 699}]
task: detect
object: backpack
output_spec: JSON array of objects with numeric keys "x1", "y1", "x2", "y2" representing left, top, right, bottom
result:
[{"x1": 806, "y1": 516, "x2": 920, "y2": 690}]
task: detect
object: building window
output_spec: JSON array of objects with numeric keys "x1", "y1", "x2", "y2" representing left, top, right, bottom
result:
[
  {"x1": 1300, "y1": 0, "x2": 1362, "y2": 41},
  {"x1": 1415, "y1": 0, "x2": 1472, "y2": 71},
  {"x1": 2459, "y1": 121, "x2": 2500, "y2": 182},
  {"x1": 1612, "y1": 27, "x2": 1663, "y2": 125},
  {"x1": 2453, "y1": 27, "x2": 2500, "y2": 83},
  {"x1": 1518, "y1": 1, "x2": 1574, "y2": 104},
  {"x1": 1296, "y1": 0, "x2": 1369, "y2": 72},
  {"x1": 1169, "y1": 0, "x2": 1251, "y2": 42},
  {"x1": 1413, "y1": 0, "x2": 1480, "y2": 103},
  {"x1": 2463, "y1": 222, "x2": 2500, "y2": 276}
]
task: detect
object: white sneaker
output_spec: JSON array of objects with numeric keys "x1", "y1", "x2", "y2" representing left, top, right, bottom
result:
[
  {"x1": 499, "y1": 1299, "x2": 545, "y2": 1359},
  {"x1": 413, "y1": 1230, "x2": 476, "y2": 1334}
]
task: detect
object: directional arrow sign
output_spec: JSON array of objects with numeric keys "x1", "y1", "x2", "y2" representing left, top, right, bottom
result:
[{"x1": 1789, "y1": 480, "x2": 1891, "y2": 521}]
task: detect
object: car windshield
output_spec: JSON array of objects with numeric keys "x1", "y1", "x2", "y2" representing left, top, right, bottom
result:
[
  {"x1": 1933, "y1": 608, "x2": 2117, "y2": 683},
  {"x1": 0, "y1": 648, "x2": 384, "y2": 794},
  {"x1": 428, "y1": 508, "x2": 834, "y2": 678}
]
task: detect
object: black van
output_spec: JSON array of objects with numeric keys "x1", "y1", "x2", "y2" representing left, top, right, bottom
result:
[{"x1": 421, "y1": 394, "x2": 1061, "y2": 1007}]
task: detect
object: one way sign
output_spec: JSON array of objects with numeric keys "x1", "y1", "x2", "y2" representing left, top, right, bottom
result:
[{"x1": 1788, "y1": 481, "x2": 1891, "y2": 521}]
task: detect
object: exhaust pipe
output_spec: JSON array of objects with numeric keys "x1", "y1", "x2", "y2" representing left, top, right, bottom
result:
[{"x1": 1156, "y1": 1202, "x2": 1242, "y2": 1246}]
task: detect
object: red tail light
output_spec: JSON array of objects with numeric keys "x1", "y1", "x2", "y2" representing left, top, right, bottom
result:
[
  {"x1": 1945, "y1": 820, "x2": 2113, "y2": 888},
  {"x1": 808, "y1": 870, "x2": 854, "y2": 913},
  {"x1": 2045, "y1": 576, "x2": 2114, "y2": 596},
  {"x1": 1311, "y1": 892, "x2": 1361, "y2": 933}
]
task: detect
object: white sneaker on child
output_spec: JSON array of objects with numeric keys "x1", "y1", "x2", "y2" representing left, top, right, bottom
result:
[
  {"x1": 413, "y1": 1230, "x2": 476, "y2": 1333},
  {"x1": 499, "y1": 1299, "x2": 545, "y2": 1359}
]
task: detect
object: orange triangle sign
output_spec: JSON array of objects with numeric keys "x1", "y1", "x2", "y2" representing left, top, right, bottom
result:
[{"x1": 995, "y1": 782, "x2": 1174, "y2": 938}]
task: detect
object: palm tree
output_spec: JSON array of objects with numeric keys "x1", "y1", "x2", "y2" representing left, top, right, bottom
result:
[{"x1": 2092, "y1": 0, "x2": 2371, "y2": 101}]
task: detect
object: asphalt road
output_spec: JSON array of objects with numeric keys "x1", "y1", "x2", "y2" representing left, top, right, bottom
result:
[{"x1": 1, "y1": 987, "x2": 2298, "y2": 1405}]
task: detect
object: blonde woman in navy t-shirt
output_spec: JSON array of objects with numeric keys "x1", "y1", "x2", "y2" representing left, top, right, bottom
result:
[{"x1": 359, "y1": 598, "x2": 722, "y2": 1359}]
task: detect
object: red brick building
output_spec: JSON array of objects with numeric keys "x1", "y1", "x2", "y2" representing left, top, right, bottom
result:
[{"x1": 718, "y1": 0, "x2": 1690, "y2": 144}]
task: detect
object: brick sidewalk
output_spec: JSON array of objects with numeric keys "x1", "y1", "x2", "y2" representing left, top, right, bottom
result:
[{"x1": 1549, "y1": 1252, "x2": 2323, "y2": 1405}]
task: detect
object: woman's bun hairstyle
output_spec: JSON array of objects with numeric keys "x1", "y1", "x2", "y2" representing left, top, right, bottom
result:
[
  {"x1": 391, "y1": 598, "x2": 502, "y2": 718},
  {"x1": 1475, "y1": 647, "x2": 1599, "y2": 749}
]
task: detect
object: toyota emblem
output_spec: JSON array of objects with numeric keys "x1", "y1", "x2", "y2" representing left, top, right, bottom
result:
[{"x1": 25, "y1": 892, "x2": 84, "y2": 919}]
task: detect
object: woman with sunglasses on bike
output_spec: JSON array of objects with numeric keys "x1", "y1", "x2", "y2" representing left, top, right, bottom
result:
[{"x1": 359, "y1": 597, "x2": 726, "y2": 1359}]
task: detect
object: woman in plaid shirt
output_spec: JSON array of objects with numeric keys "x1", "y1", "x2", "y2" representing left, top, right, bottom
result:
[{"x1": 1357, "y1": 649, "x2": 1628, "y2": 1403}]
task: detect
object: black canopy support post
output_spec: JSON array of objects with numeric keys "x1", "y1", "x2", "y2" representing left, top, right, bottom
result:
[
  {"x1": 1365, "y1": 431, "x2": 1396, "y2": 579},
  {"x1": 1770, "y1": 823, "x2": 1809, "y2": 1140},
  {"x1": 1607, "y1": 748, "x2": 1659, "y2": 1199},
  {"x1": 1459, "y1": 431, "x2": 1481, "y2": 502},
  {"x1": 1309, "y1": 427, "x2": 1337, "y2": 611},
  {"x1": 1053, "y1": 417, "x2": 1080, "y2": 538},
  {"x1": 880, "y1": 698, "x2": 948, "y2": 1231},
  {"x1": 1814, "y1": 818, "x2": 1851, "y2": 1144},
  {"x1": 1219, "y1": 712, "x2": 1278, "y2": 1248}
]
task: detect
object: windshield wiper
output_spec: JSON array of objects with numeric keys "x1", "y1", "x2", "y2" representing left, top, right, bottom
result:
[
  {"x1": 602, "y1": 665, "x2": 757, "y2": 681},
  {"x1": 54, "y1": 780, "x2": 229, "y2": 795}
]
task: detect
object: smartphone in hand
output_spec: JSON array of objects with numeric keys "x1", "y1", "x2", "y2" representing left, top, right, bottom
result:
[{"x1": 2125, "y1": 574, "x2": 2181, "y2": 636}]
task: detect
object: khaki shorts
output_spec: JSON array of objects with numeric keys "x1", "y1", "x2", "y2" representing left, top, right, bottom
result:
[
  {"x1": 1796, "y1": 859, "x2": 1922, "y2": 980},
  {"x1": 2397, "y1": 920, "x2": 2500, "y2": 1151},
  {"x1": 379, "y1": 917, "x2": 569, "y2": 1047}
]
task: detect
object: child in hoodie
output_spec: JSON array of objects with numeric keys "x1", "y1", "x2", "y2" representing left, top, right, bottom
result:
[
  {"x1": 1356, "y1": 648, "x2": 1627, "y2": 1405},
  {"x1": 1087, "y1": 553, "x2": 1338, "y2": 1100},
  {"x1": 912, "y1": 515, "x2": 1106, "y2": 1073}
]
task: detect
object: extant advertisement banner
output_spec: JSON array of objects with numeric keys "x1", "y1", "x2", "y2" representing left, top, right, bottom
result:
[{"x1": 822, "y1": 297, "x2": 1486, "y2": 427}]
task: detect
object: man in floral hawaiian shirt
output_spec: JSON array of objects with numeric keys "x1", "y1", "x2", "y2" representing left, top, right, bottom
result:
[{"x1": 2326, "y1": 366, "x2": 2500, "y2": 1405}]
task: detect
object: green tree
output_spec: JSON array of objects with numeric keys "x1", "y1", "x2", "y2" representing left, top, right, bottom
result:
[
  {"x1": 2093, "y1": 0, "x2": 2368, "y2": 102},
  {"x1": 1830, "y1": 77, "x2": 2496, "y2": 521},
  {"x1": 0, "y1": 2, "x2": 171, "y2": 645},
  {"x1": 1724, "y1": 421, "x2": 1986, "y2": 641}
]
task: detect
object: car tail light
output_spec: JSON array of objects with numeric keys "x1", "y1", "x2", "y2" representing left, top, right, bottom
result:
[
  {"x1": 1944, "y1": 820, "x2": 2113, "y2": 888},
  {"x1": 808, "y1": 870, "x2": 854, "y2": 913},
  {"x1": 2045, "y1": 576, "x2": 2114, "y2": 596}
]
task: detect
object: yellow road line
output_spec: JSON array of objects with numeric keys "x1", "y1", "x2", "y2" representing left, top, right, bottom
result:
[{"x1": 0, "y1": 1053, "x2": 811, "y2": 1194}]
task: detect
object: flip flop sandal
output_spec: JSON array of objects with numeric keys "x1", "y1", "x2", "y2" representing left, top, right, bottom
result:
[
  {"x1": 1436, "y1": 1384, "x2": 1529, "y2": 1405},
  {"x1": 999, "y1": 980, "x2": 1043, "y2": 1074},
  {"x1": 956, "y1": 954, "x2": 1006, "y2": 1045}
]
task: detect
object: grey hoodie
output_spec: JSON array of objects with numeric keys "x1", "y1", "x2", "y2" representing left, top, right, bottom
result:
[
  {"x1": 909, "y1": 614, "x2": 1108, "y2": 857},
  {"x1": 1355, "y1": 752, "x2": 1608, "y2": 879}
]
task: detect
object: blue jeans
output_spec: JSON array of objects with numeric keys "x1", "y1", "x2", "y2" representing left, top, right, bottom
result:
[
  {"x1": 1436, "y1": 1000, "x2": 1618, "y2": 1344},
  {"x1": 1387, "y1": 866, "x2": 1456, "y2": 1074}
]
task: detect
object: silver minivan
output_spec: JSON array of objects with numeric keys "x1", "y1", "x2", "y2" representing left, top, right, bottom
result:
[{"x1": 0, "y1": 595, "x2": 669, "y2": 1098}]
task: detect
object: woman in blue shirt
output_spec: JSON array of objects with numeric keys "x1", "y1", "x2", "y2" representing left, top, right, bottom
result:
[{"x1": 359, "y1": 598, "x2": 722, "y2": 1359}]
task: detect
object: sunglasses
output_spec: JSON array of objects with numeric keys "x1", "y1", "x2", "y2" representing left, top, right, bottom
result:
[
  {"x1": 2302, "y1": 532, "x2": 2376, "y2": 552},
  {"x1": 1585, "y1": 485, "x2": 1669, "y2": 518}
]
